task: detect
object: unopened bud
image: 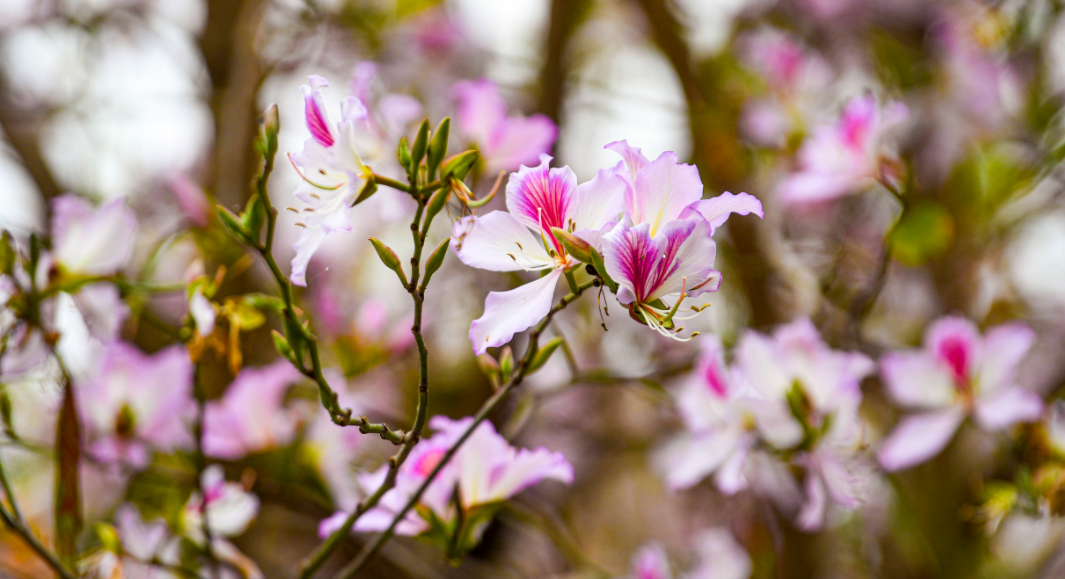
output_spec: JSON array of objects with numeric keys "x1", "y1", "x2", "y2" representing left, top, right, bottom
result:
[
  {"x1": 420, "y1": 238, "x2": 450, "y2": 290},
  {"x1": 550, "y1": 228, "x2": 593, "y2": 264},
  {"x1": 369, "y1": 238, "x2": 408, "y2": 286},
  {"x1": 526, "y1": 336, "x2": 564, "y2": 375},
  {"x1": 441, "y1": 150, "x2": 479, "y2": 181},
  {"x1": 427, "y1": 117, "x2": 450, "y2": 175}
]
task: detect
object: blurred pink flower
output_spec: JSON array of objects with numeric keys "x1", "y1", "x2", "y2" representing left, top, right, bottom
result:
[
  {"x1": 453, "y1": 78, "x2": 557, "y2": 172},
  {"x1": 77, "y1": 342, "x2": 195, "y2": 469},
  {"x1": 288, "y1": 75, "x2": 374, "y2": 286},
  {"x1": 167, "y1": 173, "x2": 211, "y2": 227},
  {"x1": 183, "y1": 464, "x2": 260, "y2": 540},
  {"x1": 686, "y1": 528, "x2": 752, "y2": 579},
  {"x1": 629, "y1": 543, "x2": 672, "y2": 579},
  {"x1": 777, "y1": 95, "x2": 908, "y2": 205},
  {"x1": 203, "y1": 361, "x2": 305, "y2": 459},
  {"x1": 52, "y1": 193, "x2": 137, "y2": 276},
  {"x1": 878, "y1": 317, "x2": 1043, "y2": 471},
  {"x1": 452, "y1": 154, "x2": 624, "y2": 354}
]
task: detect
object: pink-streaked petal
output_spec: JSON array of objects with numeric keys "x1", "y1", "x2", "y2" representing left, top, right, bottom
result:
[
  {"x1": 486, "y1": 115, "x2": 558, "y2": 171},
  {"x1": 290, "y1": 226, "x2": 329, "y2": 287},
  {"x1": 480, "y1": 446, "x2": 574, "y2": 505},
  {"x1": 450, "y1": 212, "x2": 554, "y2": 272},
  {"x1": 974, "y1": 387, "x2": 1044, "y2": 431},
  {"x1": 878, "y1": 408, "x2": 965, "y2": 471},
  {"x1": 602, "y1": 218, "x2": 652, "y2": 305},
  {"x1": 453, "y1": 78, "x2": 508, "y2": 146},
  {"x1": 685, "y1": 191, "x2": 765, "y2": 234},
  {"x1": 630, "y1": 151, "x2": 703, "y2": 236},
  {"x1": 604, "y1": 139, "x2": 650, "y2": 187},
  {"x1": 879, "y1": 351, "x2": 956, "y2": 409},
  {"x1": 302, "y1": 75, "x2": 335, "y2": 148},
  {"x1": 977, "y1": 323, "x2": 1035, "y2": 397},
  {"x1": 630, "y1": 543, "x2": 673, "y2": 579},
  {"x1": 469, "y1": 269, "x2": 562, "y2": 355},
  {"x1": 504, "y1": 154, "x2": 578, "y2": 240},
  {"x1": 573, "y1": 167, "x2": 626, "y2": 235},
  {"x1": 925, "y1": 316, "x2": 982, "y2": 385},
  {"x1": 645, "y1": 218, "x2": 719, "y2": 302}
]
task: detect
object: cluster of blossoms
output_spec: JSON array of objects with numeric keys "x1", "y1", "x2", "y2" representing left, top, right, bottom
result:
[{"x1": 452, "y1": 140, "x2": 763, "y2": 353}]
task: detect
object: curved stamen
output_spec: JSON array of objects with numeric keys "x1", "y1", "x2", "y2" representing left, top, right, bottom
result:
[{"x1": 288, "y1": 153, "x2": 344, "y2": 191}]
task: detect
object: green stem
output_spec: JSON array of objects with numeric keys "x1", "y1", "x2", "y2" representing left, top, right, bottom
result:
[{"x1": 332, "y1": 279, "x2": 597, "y2": 579}]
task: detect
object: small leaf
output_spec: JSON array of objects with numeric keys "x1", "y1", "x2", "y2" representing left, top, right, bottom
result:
[
  {"x1": 427, "y1": 117, "x2": 450, "y2": 175},
  {"x1": 369, "y1": 238, "x2": 408, "y2": 286},
  {"x1": 526, "y1": 336, "x2": 565, "y2": 375},
  {"x1": 421, "y1": 238, "x2": 450, "y2": 290},
  {"x1": 241, "y1": 293, "x2": 286, "y2": 311}
]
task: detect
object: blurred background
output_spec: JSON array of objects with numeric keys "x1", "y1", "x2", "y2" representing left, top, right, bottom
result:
[{"x1": 5, "y1": 0, "x2": 1065, "y2": 578}]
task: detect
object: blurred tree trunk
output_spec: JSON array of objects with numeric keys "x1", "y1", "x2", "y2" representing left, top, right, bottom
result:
[
  {"x1": 0, "y1": 73, "x2": 62, "y2": 225},
  {"x1": 199, "y1": 0, "x2": 269, "y2": 211},
  {"x1": 536, "y1": 0, "x2": 590, "y2": 147}
]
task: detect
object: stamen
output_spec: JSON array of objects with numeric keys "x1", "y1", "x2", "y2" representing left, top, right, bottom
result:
[
  {"x1": 286, "y1": 207, "x2": 299, "y2": 213},
  {"x1": 287, "y1": 153, "x2": 344, "y2": 191}
]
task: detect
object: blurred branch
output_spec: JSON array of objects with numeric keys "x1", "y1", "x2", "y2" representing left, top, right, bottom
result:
[
  {"x1": 536, "y1": 0, "x2": 591, "y2": 140},
  {"x1": 0, "y1": 74, "x2": 62, "y2": 224}
]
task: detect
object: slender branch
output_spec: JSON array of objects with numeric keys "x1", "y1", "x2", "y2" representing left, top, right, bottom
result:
[
  {"x1": 0, "y1": 500, "x2": 77, "y2": 579},
  {"x1": 332, "y1": 279, "x2": 597, "y2": 579}
]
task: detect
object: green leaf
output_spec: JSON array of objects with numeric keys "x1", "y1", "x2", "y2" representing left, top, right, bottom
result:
[
  {"x1": 421, "y1": 238, "x2": 450, "y2": 290},
  {"x1": 427, "y1": 117, "x2": 450, "y2": 175},
  {"x1": 55, "y1": 383, "x2": 82, "y2": 568},
  {"x1": 890, "y1": 201, "x2": 954, "y2": 266},
  {"x1": 526, "y1": 337, "x2": 565, "y2": 375},
  {"x1": 369, "y1": 237, "x2": 408, "y2": 286}
]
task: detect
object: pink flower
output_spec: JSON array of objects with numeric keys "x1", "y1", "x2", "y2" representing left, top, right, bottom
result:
[
  {"x1": 77, "y1": 342, "x2": 195, "y2": 469},
  {"x1": 183, "y1": 465, "x2": 260, "y2": 540},
  {"x1": 288, "y1": 75, "x2": 375, "y2": 286},
  {"x1": 51, "y1": 193, "x2": 137, "y2": 276},
  {"x1": 452, "y1": 154, "x2": 626, "y2": 354},
  {"x1": 453, "y1": 78, "x2": 557, "y2": 172},
  {"x1": 202, "y1": 361, "x2": 305, "y2": 459},
  {"x1": 330, "y1": 415, "x2": 573, "y2": 544},
  {"x1": 777, "y1": 95, "x2": 908, "y2": 205},
  {"x1": 878, "y1": 317, "x2": 1043, "y2": 471}
]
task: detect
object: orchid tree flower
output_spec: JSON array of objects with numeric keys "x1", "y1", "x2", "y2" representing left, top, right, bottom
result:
[
  {"x1": 81, "y1": 505, "x2": 173, "y2": 579},
  {"x1": 878, "y1": 317, "x2": 1043, "y2": 472},
  {"x1": 182, "y1": 465, "x2": 264, "y2": 579},
  {"x1": 452, "y1": 154, "x2": 626, "y2": 355},
  {"x1": 51, "y1": 193, "x2": 137, "y2": 277},
  {"x1": 203, "y1": 361, "x2": 305, "y2": 459},
  {"x1": 77, "y1": 342, "x2": 195, "y2": 469},
  {"x1": 777, "y1": 94, "x2": 909, "y2": 205},
  {"x1": 599, "y1": 141, "x2": 762, "y2": 339},
  {"x1": 288, "y1": 75, "x2": 375, "y2": 286},
  {"x1": 327, "y1": 415, "x2": 572, "y2": 555},
  {"x1": 453, "y1": 78, "x2": 557, "y2": 172}
]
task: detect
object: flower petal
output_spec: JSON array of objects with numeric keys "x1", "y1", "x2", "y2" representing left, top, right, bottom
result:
[
  {"x1": 451, "y1": 212, "x2": 554, "y2": 272},
  {"x1": 976, "y1": 323, "x2": 1034, "y2": 397},
  {"x1": 504, "y1": 154, "x2": 578, "y2": 241},
  {"x1": 52, "y1": 194, "x2": 137, "y2": 275},
  {"x1": 469, "y1": 269, "x2": 562, "y2": 355},
  {"x1": 573, "y1": 166, "x2": 626, "y2": 236},
  {"x1": 602, "y1": 218, "x2": 720, "y2": 305},
  {"x1": 879, "y1": 351, "x2": 956, "y2": 409},
  {"x1": 974, "y1": 387, "x2": 1044, "y2": 431},
  {"x1": 486, "y1": 115, "x2": 558, "y2": 171},
  {"x1": 630, "y1": 151, "x2": 703, "y2": 236},
  {"x1": 684, "y1": 191, "x2": 765, "y2": 234},
  {"x1": 604, "y1": 139, "x2": 649, "y2": 187},
  {"x1": 878, "y1": 407, "x2": 965, "y2": 471},
  {"x1": 453, "y1": 78, "x2": 508, "y2": 146},
  {"x1": 290, "y1": 225, "x2": 329, "y2": 287},
  {"x1": 925, "y1": 316, "x2": 982, "y2": 385},
  {"x1": 302, "y1": 75, "x2": 335, "y2": 148},
  {"x1": 656, "y1": 429, "x2": 740, "y2": 491}
]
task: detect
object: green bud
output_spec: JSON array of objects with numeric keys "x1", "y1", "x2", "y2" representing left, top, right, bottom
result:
[
  {"x1": 27, "y1": 233, "x2": 41, "y2": 275},
  {"x1": 243, "y1": 293, "x2": 286, "y2": 311},
  {"x1": 499, "y1": 346, "x2": 514, "y2": 377},
  {"x1": 427, "y1": 117, "x2": 450, "y2": 175},
  {"x1": 526, "y1": 336, "x2": 564, "y2": 375},
  {"x1": 242, "y1": 194, "x2": 267, "y2": 242},
  {"x1": 369, "y1": 237, "x2": 408, "y2": 286},
  {"x1": 353, "y1": 173, "x2": 378, "y2": 206},
  {"x1": 94, "y1": 522, "x2": 122, "y2": 553},
  {"x1": 271, "y1": 329, "x2": 298, "y2": 366},
  {"x1": 476, "y1": 353, "x2": 501, "y2": 388},
  {"x1": 217, "y1": 206, "x2": 250, "y2": 243},
  {"x1": 420, "y1": 238, "x2": 450, "y2": 290},
  {"x1": 549, "y1": 227, "x2": 593, "y2": 263},
  {"x1": 283, "y1": 316, "x2": 307, "y2": 364},
  {"x1": 441, "y1": 150, "x2": 479, "y2": 181},
  {"x1": 0, "y1": 231, "x2": 16, "y2": 276},
  {"x1": 589, "y1": 247, "x2": 618, "y2": 293},
  {"x1": 424, "y1": 188, "x2": 451, "y2": 230},
  {"x1": 410, "y1": 119, "x2": 431, "y2": 169},
  {"x1": 262, "y1": 104, "x2": 280, "y2": 158},
  {"x1": 0, "y1": 391, "x2": 13, "y2": 436},
  {"x1": 398, "y1": 137, "x2": 413, "y2": 172}
]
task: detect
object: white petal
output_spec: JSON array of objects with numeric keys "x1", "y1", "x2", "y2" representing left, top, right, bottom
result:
[
  {"x1": 451, "y1": 212, "x2": 554, "y2": 272},
  {"x1": 878, "y1": 408, "x2": 965, "y2": 471},
  {"x1": 469, "y1": 269, "x2": 562, "y2": 355}
]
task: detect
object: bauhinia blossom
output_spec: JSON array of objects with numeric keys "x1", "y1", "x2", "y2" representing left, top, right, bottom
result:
[
  {"x1": 181, "y1": 465, "x2": 263, "y2": 578},
  {"x1": 600, "y1": 140, "x2": 763, "y2": 339},
  {"x1": 878, "y1": 317, "x2": 1043, "y2": 471},
  {"x1": 77, "y1": 342, "x2": 195, "y2": 469},
  {"x1": 203, "y1": 361, "x2": 305, "y2": 459},
  {"x1": 324, "y1": 415, "x2": 572, "y2": 552},
  {"x1": 777, "y1": 94, "x2": 908, "y2": 205},
  {"x1": 288, "y1": 75, "x2": 374, "y2": 286},
  {"x1": 452, "y1": 154, "x2": 626, "y2": 355},
  {"x1": 453, "y1": 78, "x2": 557, "y2": 172},
  {"x1": 51, "y1": 193, "x2": 137, "y2": 276}
]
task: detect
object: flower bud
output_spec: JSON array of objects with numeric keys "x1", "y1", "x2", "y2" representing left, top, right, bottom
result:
[
  {"x1": 526, "y1": 336, "x2": 564, "y2": 375},
  {"x1": 271, "y1": 329, "x2": 299, "y2": 366},
  {"x1": 424, "y1": 188, "x2": 451, "y2": 229},
  {"x1": 398, "y1": 137, "x2": 413, "y2": 173},
  {"x1": 441, "y1": 150, "x2": 479, "y2": 181},
  {"x1": 0, "y1": 231, "x2": 15, "y2": 276},
  {"x1": 427, "y1": 117, "x2": 450, "y2": 175},
  {"x1": 421, "y1": 237, "x2": 450, "y2": 290},
  {"x1": 261, "y1": 104, "x2": 280, "y2": 158},
  {"x1": 217, "y1": 206, "x2": 250, "y2": 244},
  {"x1": 499, "y1": 346, "x2": 514, "y2": 377},
  {"x1": 369, "y1": 237, "x2": 408, "y2": 286},
  {"x1": 410, "y1": 119, "x2": 431, "y2": 169},
  {"x1": 242, "y1": 194, "x2": 267, "y2": 242},
  {"x1": 549, "y1": 227, "x2": 593, "y2": 264},
  {"x1": 353, "y1": 173, "x2": 378, "y2": 206}
]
